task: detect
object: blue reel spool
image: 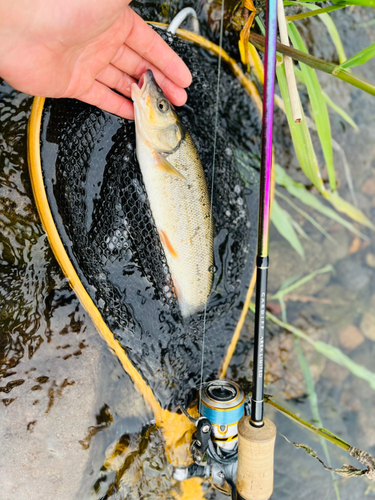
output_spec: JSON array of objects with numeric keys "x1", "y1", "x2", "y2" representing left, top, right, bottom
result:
[{"x1": 200, "y1": 380, "x2": 245, "y2": 450}]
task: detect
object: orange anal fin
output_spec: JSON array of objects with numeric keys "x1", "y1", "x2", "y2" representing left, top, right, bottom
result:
[
  {"x1": 158, "y1": 229, "x2": 178, "y2": 259},
  {"x1": 153, "y1": 151, "x2": 186, "y2": 180}
]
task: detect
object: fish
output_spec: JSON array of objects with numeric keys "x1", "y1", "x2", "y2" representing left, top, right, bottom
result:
[{"x1": 131, "y1": 70, "x2": 213, "y2": 317}]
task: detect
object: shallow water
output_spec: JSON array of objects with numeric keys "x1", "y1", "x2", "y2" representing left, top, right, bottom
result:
[{"x1": 1, "y1": 3, "x2": 375, "y2": 500}]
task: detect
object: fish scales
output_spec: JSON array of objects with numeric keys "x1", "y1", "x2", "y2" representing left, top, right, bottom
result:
[{"x1": 136, "y1": 127, "x2": 213, "y2": 317}]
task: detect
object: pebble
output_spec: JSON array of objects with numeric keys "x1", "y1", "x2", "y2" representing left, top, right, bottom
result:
[
  {"x1": 366, "y1": 253, "x2": 375, "y2": 269},
  {"x1": 322, "y1": 228, "x2": 349, "y2": 264},
  {"x1": 360, "y1": 312, "x2": 375, "y2": 341},
  {"x1": 338, "y1": 325, "x2": 365, "y2": 351},
  {"x1": 361, "y1": 177, "x2": 375, "y2": 197},
  {"x1": 335, "y1": 258, "x2": 371, "y2": 291},
  {"x1": 322, "y1": 360, "x2": 349, "y2": 385}
]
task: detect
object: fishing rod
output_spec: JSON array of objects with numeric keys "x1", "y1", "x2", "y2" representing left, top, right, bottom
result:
[
  {"x1": 171, "y1": 1, "x2": 278, "y2": 497},
  {"x1": 235, "y1": 0, "x2": 278, "y2": 497}
]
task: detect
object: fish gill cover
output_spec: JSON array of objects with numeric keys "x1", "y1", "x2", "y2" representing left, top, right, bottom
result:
[{"x1": 39, "y1": 29, "x2": 261, "y2": 408}]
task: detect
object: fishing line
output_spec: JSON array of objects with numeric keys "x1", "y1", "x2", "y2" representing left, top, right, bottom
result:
[{"x1": 199, "y1": 0, "x2": 225, "y2": 414}]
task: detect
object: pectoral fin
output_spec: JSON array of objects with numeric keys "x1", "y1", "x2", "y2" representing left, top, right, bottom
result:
[
  {"x1": 158, "y1": 229, "x2": 178, "y2": 259},
  {"x1": 153, "y1": 152, "x2": 186, "y2": 180}
]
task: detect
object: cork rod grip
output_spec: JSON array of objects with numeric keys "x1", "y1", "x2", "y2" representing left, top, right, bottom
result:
[{"x1": 236, "y1": 416, "x2": 277, "y2": 500}]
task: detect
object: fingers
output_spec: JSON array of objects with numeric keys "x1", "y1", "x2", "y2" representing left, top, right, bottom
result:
[
  {"x1": 112, "y1": 43, "x2": 188, "y2": 106},
  {"x1": 78, "y1": 80, "x2": 134, "y2": 120},
  {"x1": 96, "y1": 64, "x2": 136, "y2": 98},
  {"x1": 124, "y1": 10, "x2": 192, "y2": 89}
]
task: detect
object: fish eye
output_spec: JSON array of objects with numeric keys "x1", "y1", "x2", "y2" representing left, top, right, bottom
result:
[{"x1": 157, "y1": 98, "x2": 170, "y2": 113}]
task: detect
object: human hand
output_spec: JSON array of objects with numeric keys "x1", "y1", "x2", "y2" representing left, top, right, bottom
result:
[{"x1": 0, "y1": 0, "x2": 192, "y2": 119}]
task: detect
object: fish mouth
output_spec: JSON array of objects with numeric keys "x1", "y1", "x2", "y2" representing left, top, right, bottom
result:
[
  {"x1": 133, "y1": 70, "x2": 156, "y2": 99},
  {"x1": 131, "y1": 70, "x2": 160, "y2": 126}
]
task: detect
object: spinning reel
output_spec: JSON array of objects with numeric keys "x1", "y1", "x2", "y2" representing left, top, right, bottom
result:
[{"x1": 174, "y1": 380, "x2": 248, "y2": 497}]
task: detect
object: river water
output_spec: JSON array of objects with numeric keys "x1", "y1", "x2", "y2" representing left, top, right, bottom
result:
[{"x1": 1, "y1": 3, "x2": 375, "y2": 500}]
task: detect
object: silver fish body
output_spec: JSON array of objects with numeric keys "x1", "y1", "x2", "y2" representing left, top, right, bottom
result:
[{"x1": 132, "y1": 70, "x2": 213, "y2": 317}]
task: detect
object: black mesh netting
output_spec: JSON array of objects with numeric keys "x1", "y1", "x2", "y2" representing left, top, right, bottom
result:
[{"x1": 39, "y1": 28, "x2": 261, "y2": 407}]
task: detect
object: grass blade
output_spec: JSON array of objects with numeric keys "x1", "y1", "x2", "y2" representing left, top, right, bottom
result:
[
  {"x1": 324, "y1": 190, "x2": 375, "y2": 229},
  {"x1": 290, "y1": 217, "x2": 311, "y2": 240},
  {"x1": 288, "y1": 22, "x2": 336, "y2": 191},
  {"x1": 275, "y1": 164, "x2": 368, "y2": 238},
  {"x1": 270, "y1": 264, "x2": 333, "y2": 300},
  {"x1": 265, "y1": 396, "x2": 350, "y2": 450},
  {"x1": 322, "y1": 91, "x2": 359, "y2": 130},
  {"x1": 286, "y1": 5, "x2": 345, "y2": 23},
  {"x1": 249, "y1": 303, "x2": 375, "y2": 390},
  {"x1": 293, "y1": 338, "x2": 341, "y2": 500},
  {"x1": 271, "y1": 198, "x2": 305, "y2": 257},
  {"x1": 335, "y1": 43, "x2": 375, "y2": 71},
  {"x1": 276, "y1": 189, "x2": 338, "y2": 243},
  {"x1": 285, "y1": 1, "x2": 347, "y2": 64},
  {"x1": 332, "y1": 0, "x2": 375, "y2": 7},
  {"x1": 314, "y1": 341, "x2": 375, "y2": 390}
]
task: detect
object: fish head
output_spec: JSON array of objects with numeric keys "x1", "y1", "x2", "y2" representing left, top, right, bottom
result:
[{"x1": 131, "y1": 70, "x2": 183, "y2": 153}]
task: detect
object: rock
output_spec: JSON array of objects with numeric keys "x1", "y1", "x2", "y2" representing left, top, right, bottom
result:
[
  {"x1": 264, "y1": 332, "x2": 306, "y2": 399},
  {"x1": 360, "y1": 312, "x2": 375, "y2": 341},
  {"x1": 338, "y1": 325, "x2": 365, "y2": 351},
  {"x1": 336, "y1": 258, "x2": 371, "y2": 291},
  {"x1": 361, "y1": 177, "x2": 375, "y2": 197},
  {"x1": 349, "y1": 236, "x2": 362, "y2": 254},
  {"x1": 322, "y1": 228, "x2": 350, "y2": 265},
  {"x1": 267, "y1": 301, "x2": 282, "y2": 315},
  {"x1": 366, "y1": 253, "x2": 375, "y2": 269}
]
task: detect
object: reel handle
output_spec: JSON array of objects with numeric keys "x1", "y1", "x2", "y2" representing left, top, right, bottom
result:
[{"x1": 236, "y1": 415, "x2": 276, "y2": 500}]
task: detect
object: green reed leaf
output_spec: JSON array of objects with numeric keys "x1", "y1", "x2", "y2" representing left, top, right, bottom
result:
[
  {"x1": 314, "y1": 342, "x2": 375, "y2": 390},
  {"x1": 265, "y1": 396, "x2": 351, "y2": 451},
  {"x1": 294, "y1": 66, "x2": 358, "y2": 131},
  {"x1": 332, "y1": 0, "x2": 375, "y2": 7},
  {"x1": 271, "y1": 198, "x2": 305, "y2": 257},
  {"x1": 290, "y1": 217, "x2": 311, "y2": 240},
  {"x1": 275, "y1": 165, "x2": 367, "y2": 238},
  {"x1": 285, "y1": 1, "x2": 347, "y2": 64},
  {"x1": 286, "y1": 4, "x2": 345, "y2": 23},
  {"x1": 276, "y1": 64, "x2": 325, "y2": 191},
  {"x1": 321, "y1": 91, "x2": 359, "y2": 130},
  {"x1": 276, "y1": 190, "x2": 338, "y2": 243},
  {"x1": 334, "y1": 43, "x2": 375, "y2": 71},
  {"x1": 249, "y1": 304, "x2": 375, "y2": 391},
  {"x1": 325, "y1": 190, "x2": 375, "y2": 229},
  {"x1": 288, "y1": 23, "x2": 336, "y2": 191},
  {"x1": 270, "y1": 264, "x2": 333, "y2": 300},
  {"x1": 293, "y1": 338, "x2": 341, "y2": 499}
]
